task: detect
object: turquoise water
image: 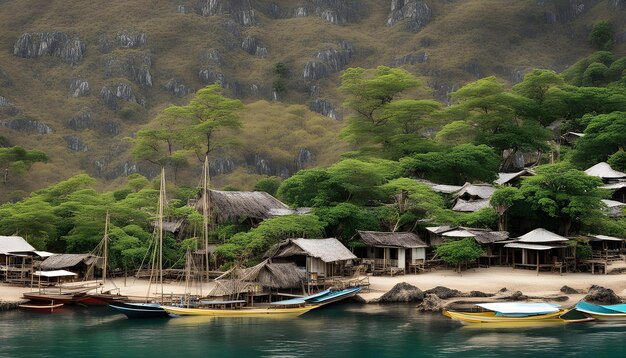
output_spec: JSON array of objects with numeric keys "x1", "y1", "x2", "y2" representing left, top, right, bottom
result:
[{"x1": 1, "y1": 304, "x2": 625, "y2": 357}]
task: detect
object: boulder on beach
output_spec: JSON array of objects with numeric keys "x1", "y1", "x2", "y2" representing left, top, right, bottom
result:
[
  {"x1": 499, "y1": 290, "x2": 527, "y2": 301},
  {"x1": 417, "y1": 294, "x2": 445, "y2": 312},
  {"x1": 424, "y1": 286, "x2": 461, "y2": 299},
  {"x1": 466, "y1": 290, "x2": 494, "y2": 298},
  {"x1": 584, "y1": 285, "x2": 622, "y2": 305},
  {"x1": 560, "y1": 285, "x2": 582, "y2": 294},
  {"x1": 377, "y1": 282, "x2": 424, "y2": 303}
]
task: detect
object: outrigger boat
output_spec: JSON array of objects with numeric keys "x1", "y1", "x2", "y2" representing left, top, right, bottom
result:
[
  {"x1": 574, "y1": 300, "x2": 626, "y2": 320},
  {"x1": 161, "y1": 287, "x2": 362, "y2": 318},
  {"x1": 444, "y1": 302, "x2": 572, "y2": 324}
]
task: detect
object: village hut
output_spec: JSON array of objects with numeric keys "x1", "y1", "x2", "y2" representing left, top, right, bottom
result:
[
  {"x1": 494, "y1": 169, "x2": 534, "y2": 186},
  {"x1": 194, "y1": 189, "x2": 290, "y2": 224},
  {"x1": 266, "y1": 238, "x2": 356, "y2": 281},
  {"x1": 354, "y1": 231, "x2": 427, "y2": 274},
  {"x1": 0, "y1": 235, "x2": 36, "y2": 282},
  {"x1": 585, "y1": 162, "x2": 626, "y2": 182},
  {"x1": 602, "y1": 181, "x2": 626, "y2": 203},
  {"x1": 452, "y1": 183, "x2": 496, "y2": 212},
  {"x1": 503, "y1": 228, "x2": 573, "y2": 273},
  {"x1": 425, "y1": 226, "x2": 509, "y2": 266},
  {"x1": 601, "y1": 199, "x2": 625, "y2": 218},
  {"x1": 40, "y1": 254, "x2": 102, "y2": 280},
  {"x1": 584, "y1": 235, "x2": 625, "y2": 261},
  {"x1": 561, "y1": 131, "x2": 584, "y2": 144}
]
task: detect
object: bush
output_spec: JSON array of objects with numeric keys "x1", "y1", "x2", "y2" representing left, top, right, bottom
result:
[
  {"x1": 434, "y1": 238, "x2": 484, "y2": 272},
  {"x1": 589, "y1": 21, "x2": 613, "y2": 51},
  {"x1": 254, "y1": 176, "x2": 282, "y2": 196}
]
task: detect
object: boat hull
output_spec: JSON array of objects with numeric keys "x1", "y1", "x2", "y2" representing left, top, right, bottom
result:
[
  {"x1": 444, "y1": 309, "x2": 568, "y2": 324},
  {"x1": 574, "y1": 301, "x2": 626, "y2": 321},
  {"x1": 19, "y1": 303, "x2": 64, "y2": 312},
  {"x1": 161, "y1": 305, "x2": 318, "y2": 317},
  {"x1": 108, "y1": 302, "x2": 169, "y2": 318},
  {"x1": 22, "y1": 292, "x2": 87, "y2": 304},
  {"x1": 82, "y1": 294, "x2": 129, "y2": 306}
]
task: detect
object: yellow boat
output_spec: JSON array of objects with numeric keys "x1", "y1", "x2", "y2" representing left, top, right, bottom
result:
[
  {"x1": 161, "y1": 304, "x2": 319, "y2": 317},
  {"x1": 443, "y1": 302, "x2": 574, "y2": 324}
]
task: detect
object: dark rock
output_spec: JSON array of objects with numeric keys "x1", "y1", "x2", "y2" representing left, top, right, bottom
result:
[
  {"x1": 462, "y1": 59, "x2": 483, "y2": 78},
  {"x1": 347, "y1": 295, "x2": 367, "y2": 304},
  {"x1": 542, "y1": 0, "x2": 591, "y2": 24},
  {"x1": 467, "y1": 291, "x2": 494, "y2": 298},
  {"x1": 64, "y1": 135, "x2": 88, "y2": 152},
  {"x1": 508, "y1": 291, "x2": 527, "y2": 301},
  {"x1": 428, "y1": 81, "x2": 458, "y2": 104},
  {"x1": 117, "y1": 31, "x2": 147, "y2": 48},
  {"x1": 377, "y1": 282, "x2": 424, "y2": 303},
  {"x1": 247, "y1": 153, "x2": 290, "y2": 177},
  {"x1": 13, "y1": 32, "x2": 86, "y2": 64},
  {"x1": 67, "y1": 108, "x2": 94, "y2": 131},
  {"x1": 392, "y1": 52, "x2": 428, "y2": 66},
  {"x1": 69, "y1": 78, "x2": 90, "y2": 97},
  {"x1": 98, "y1": 33, "x2": 113, "y2": 53},
  {"x1": 499, "y1": 287, "x2": 508, "y2": 292},
  {"x1": 202, "y1": 49, "x2": 222, "y2": 66},
  {"x1": 199, "y1": 69, "x2": 226, "y2": 86},
  {"x1": 100, "y1": 87, "x2": 118, "y2": 110},
  {"x1": 163, "y1": 78, "x2": 194, "y2": 97},
  {"x1": 560, "y1": 285, "x2": 582, "y2": 294},
  {"x1": 295, "y1": 148, "x2": 313, "y2": 171},
  {"x1": 242, "y1": 37, "x2": 268, "y2": 58},
  {"x1": 309, "y1": 99, "x2": 340, "y2": 119},
  {"x1": 424, "y1": 286, "x2": 462, "y2": 299},
  {"x1": 4, "y1": 117, "x2": 52, "y2": 134},
  {"x1": 100, "y1": 83, "x2": 145, "y2": 110},
  {"x1": 197, "y1": 0, "x2": 256, "y2": 26},
  {"x1": 97, "y1": 120, "x2": 121, "y2": 136},
  {"x1": 294, "y1": 0, "x2": 363, "y2": 25},
  {"x1": 0, "y1": 96, "x2": 11, "y2": 107},
  {"x1": 584, "y1": 285, "x2": 622, "y2": 305},
  {"x1": 416, "y1": 293, "x2": 445, "y2": 311},
  {"x1": 303, "y1": 61, "x2": 330, "y2": 81},
  {"x1": 386, "y1": 0, "x2": 432, "y2": 32},
  {"x1": 210, "y1": 156, "x2": 236, "y2": 176},
  {"x1": 265, "y1": 3, "x2": 284, "y2": 18},
  {"x1": 176, "y1": 5, "x2": 188, "y2": 13},
  {"x1": 103, "y1": 52, "x2": 153, "y2": 88}
]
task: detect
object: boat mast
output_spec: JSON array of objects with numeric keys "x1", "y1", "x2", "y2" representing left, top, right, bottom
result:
[
  {"x1": 159, "y1": 167, "x2": 165, "y2": 300},
  {"x1": 202, "y1": 155, "x2": 211, "y2": 282},
  {"x1": 103, "y1": 211, "x2": 109, "y2": 290}
]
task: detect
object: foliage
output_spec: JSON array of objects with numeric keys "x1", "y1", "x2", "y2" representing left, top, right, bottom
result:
[
  {"x1": 254, "y1": 176, "x2": 282, "y2": 196},
  {"x1": 434, "y1": 238, "x2": 484, "y2": 272},
  {"x1": 314, "y1": 203, "x2": 380, "y2": 245},
  {"x1": 401, "y1": 144, "x2": 500, "y2": 185},
  {"x1": 0, "y1": 146, "x2": 48, "y2": 184},
  {"x1": 589, "y1": 21, "x2": 613, "y2": 51},
  {"x1": 575, "y1": 240, "x2": 593, "y2": 261},
  {"x1": 490, "y1": 186, "x2": 522, "y2": 231},
  {"x1": 570, "y1": 112, "x2": 626, "y2": 168},
  {"x1": 608, "y1": 150, "x2": 626, "y2": 172}
]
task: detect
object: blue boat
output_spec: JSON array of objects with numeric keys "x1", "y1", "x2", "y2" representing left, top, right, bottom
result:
[
  {"x1": 574, "y1": 301, "x2": 626, "y2": 320},
  {"x1": 271, "y1": 287, "x2": 361, "y2": 308},
  {"x1": 108, "y1": 302, "x2": 170, "y2": 319}
]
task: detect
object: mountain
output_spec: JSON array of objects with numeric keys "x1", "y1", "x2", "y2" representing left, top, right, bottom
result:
[{"x1": 0, "y1": 0, "x2": 625, "y2": 199}]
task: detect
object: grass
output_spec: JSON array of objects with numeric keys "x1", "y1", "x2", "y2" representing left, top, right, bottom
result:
[{"x1": 0, "y1": 0, "x2": 624, "y2": 199}]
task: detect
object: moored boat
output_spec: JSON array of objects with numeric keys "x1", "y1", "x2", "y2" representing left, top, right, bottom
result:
[
  {"x1": 444, "y1": 302, "x2": 568, "y2": 324},
  {"x1": 574, "y1": 300, "x2": 626, "y2": 320},
  {"x1": 108, "y1": 302, "x2": 170, "y2": 318},
  {"x1": 22, "y1": 292, "x2": 88, "y2": 304},
  {"x1": 18, "y1": 302, "x2": 64, "y2": 312}
]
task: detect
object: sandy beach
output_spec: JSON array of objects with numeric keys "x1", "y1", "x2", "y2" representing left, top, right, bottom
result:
[{"x1": 2, "y1": 267, "x2": 626, "y2": 307}]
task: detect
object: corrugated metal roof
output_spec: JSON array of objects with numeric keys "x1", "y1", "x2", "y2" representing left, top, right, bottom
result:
[{"x1": 0, "y1": 236, "x2": 35, "y2": 254}]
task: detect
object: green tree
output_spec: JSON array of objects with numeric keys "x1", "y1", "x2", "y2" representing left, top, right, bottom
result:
[
  {"x1": 570, "y1": 112, "x2": 626, "y2": 168},
  {"x1": 582, "y1": 62, "x2": 609, "y2": 86},
  {"x1": 490, "y1": 186, "x2": 521, "y2": 231},
  {"x1": 608, "y1": 150, "x2": 626, "y2": 172},
  {"x1": 434, "y1": 238, "x2": 484, "y2": 272},
  {"x1": 401, "y1": 144, "x2": 500, "y2": 185},
  {"x1": 0, "y1": 146, "x2": 48, "y2": 183},
  {"x1": 589, "y1": 21, "x2": 613, "y2": 51},
  {"x1": 517, "y1": 163, "x2": 605, "y2": 235},
  {"x1": 314, "y1": 203, "x2": 379, "y2": 245},
  {"x1": 254, "y1": 176, "x2": 282, "y2": 196}
]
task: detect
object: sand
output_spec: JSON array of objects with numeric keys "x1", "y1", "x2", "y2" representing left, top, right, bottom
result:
[{"x1": 2, "y1": 267, "x2": 626, "y2": 306}]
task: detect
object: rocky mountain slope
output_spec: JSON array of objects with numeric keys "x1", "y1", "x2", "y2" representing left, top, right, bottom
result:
[{"x1": 0, "y1": 0, "x2": 625, "y2": 198}]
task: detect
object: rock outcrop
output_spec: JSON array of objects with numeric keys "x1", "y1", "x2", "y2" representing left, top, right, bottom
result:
[
  {"x1": 295, "y1": 0, "x2": 363, "y2": 25},
  {"x1": 100, "y1": 83, "x2": 145, "y2": 110},
  {"x1": 303, "y1": 41, "x2": 353, "y2": 81},
  {"x1": 116, "y1": 31, "x2": 147, "y2": 48},
  {"x1": 560, "y1": 285, "x2": 583, "y2": 294},
  {"x1": 386, "y1": 0, "x2": 432, "y2": 32},
  {"x1": 197, "y1": 0, "x2": 256, "y2": 26},
  {"x1": 295, "y1": 148, "x2": 313, "y2": 171},
  {"x1": 4, "y1": 117, "x2": 52, "y2": 134},
  {"x1": 199, "y1": 69, "x2": 227, "y2": 86},
  {"x1": 309, "y1": 99, "x2": 340, "y2": 119},
  {"x1": 416, "y1": 294, "x2": 445, "y2": 311},
  {"x1": 13, "y1": 32, "x2": 86, "y2": 64},
  {"x1": 392, "y1": 52, "x2": 428, "y2": 66},
  {"x1": 542, "y1": 0, "x2": 593, "y2": 24},
  {"x1": 584, "y1": 285, "x2": 622, "y2": 305},
  {"x1": 67, "y1": 109, "x2": 95, "y2": 131},
  {"x1": 64, "y1": 135, "x2": 88, "y2": 152},
  {"x1": 103, "y1": 52, "x2": 153, "y2": 88},
  {"x1": 163, "y1": 78, "x2": 194, "y2": 97},
  {"x1": 424, "y1": 286, "x2": 462, "y2": 299},
  {"x1": 69, "y1": 78, "x2": 90, "y2": 97},
  {"x1": 376, "y1": 282, "x2": 424, "y2": 303},
  {"x1": 242, "y1": 36, "x2": 268, "y2": 58}
]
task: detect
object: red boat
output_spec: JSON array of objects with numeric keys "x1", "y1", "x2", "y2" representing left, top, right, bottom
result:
[
  {"x1": 22, "y1": 292, "x2": 88, "y2": 304},
  {"x1": 19, "y1": 303, "x2": 64, "y2": 312},
  {"x1": 81, "y1": 293, "x2": 129, "y2": 306}
]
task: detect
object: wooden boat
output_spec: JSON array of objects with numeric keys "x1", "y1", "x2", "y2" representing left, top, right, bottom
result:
[
  {"x1": 82, "y1": 293, "x2": 128, "y2": 305},
  {"x1": 108, "y1": 302, "x2": 170, "y2": 318},
  {"x1": 161, "y1": 303, "x2": 318, "y2": 317},
  {"x1": 22, "y1": 292, "x2": 88, "y2": 304},
  {"x1": 574, "y1": 300, "x2": 626, "y2": 320},
  {"x1": 444, "y1": 302, "x2": 568, "y2": 324},
  {"x1": 19, "y1": 302, "x2": 64, "y2": 312}
]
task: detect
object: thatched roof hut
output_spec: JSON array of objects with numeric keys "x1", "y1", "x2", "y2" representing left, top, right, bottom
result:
[
  {"x1": 269, "y1": 238, "x2": 356, "y2": 263},
  {"x1": 452, "y1": 198, "x2": 491, "y2": 212},
  {"x1": 456, "y1": 183, "x2": 496, "y2": 200},
  {"x1": 426, "y1": 226, "x2": 508, "y2": 245},
  {"x1": 517, "y1": 228, "x2": 568, "y2": 243},
  {"x1": 195, "y1": 189, "x2": 289, "y2": 223},
  {"x1": 356, "y1": 231, "x2": 427, "y2": 248},
  {"x1": 585, "y1": 162, "x2": 626, "y2": 180},
  {"x1": 40, "y1": 254, "x2": 102, "y2": 270},
  {"x1": 210, "y1": 260, "x2": 304, "y2": 296}
]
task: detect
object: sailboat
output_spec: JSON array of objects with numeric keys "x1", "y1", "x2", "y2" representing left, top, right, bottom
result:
[
  {"x1": 82, "y1": 212, "x2": 128, "y2": 305},
  {"x1": 109, "y1": 168, "x2": 170, "y2": 318}
]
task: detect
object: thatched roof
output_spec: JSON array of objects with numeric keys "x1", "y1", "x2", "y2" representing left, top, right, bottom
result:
[
  {"x1": 517, "y1": 228, "x2": 568, "y2": 243},
  {"x1": 456, "y1": 183, "x2": 496, "y2": 199},
  {"x1": 195, "y1": 189, "x2": 290, "y2": 222},
  {"x1": 432, "y1": 184, "x2": 463, "y2": 194},
  {"x1": 40, "y1": 254, "x2": 102, "y2": 270},
  {"x1": 0, "y1": 235, "x2": 35, "y2": 254},
  {"x1": 357, "y1": 231, "x2": 427, "y2": 248},
  {"x1": 269, "y1": 238, "x2": 356, "y2": 263},
  {"x1": 452, "y1": 198, "x2": 491, "y2": 212},
  {"x1": 212, "y1": 260, "x2": 303, "y2": 292},
  {"x1": 494, "y1": 169, "x2": 534, "y2": 185},
  {"x1": 585, "y1": 162, "x2": 626, "y2": 180}
]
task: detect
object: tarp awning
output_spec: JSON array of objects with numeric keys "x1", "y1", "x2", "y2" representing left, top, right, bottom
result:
[
  {"x1": 34, "y1": 270, "x2": 77, "y2": 278},
  {"x1": 476, "y1": 302, "x2": 560, "y2": 315}
]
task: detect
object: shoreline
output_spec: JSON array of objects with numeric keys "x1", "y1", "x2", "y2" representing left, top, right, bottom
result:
[{"x1": 2, "y1": 267, "x2": 625, "y2": 310}]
